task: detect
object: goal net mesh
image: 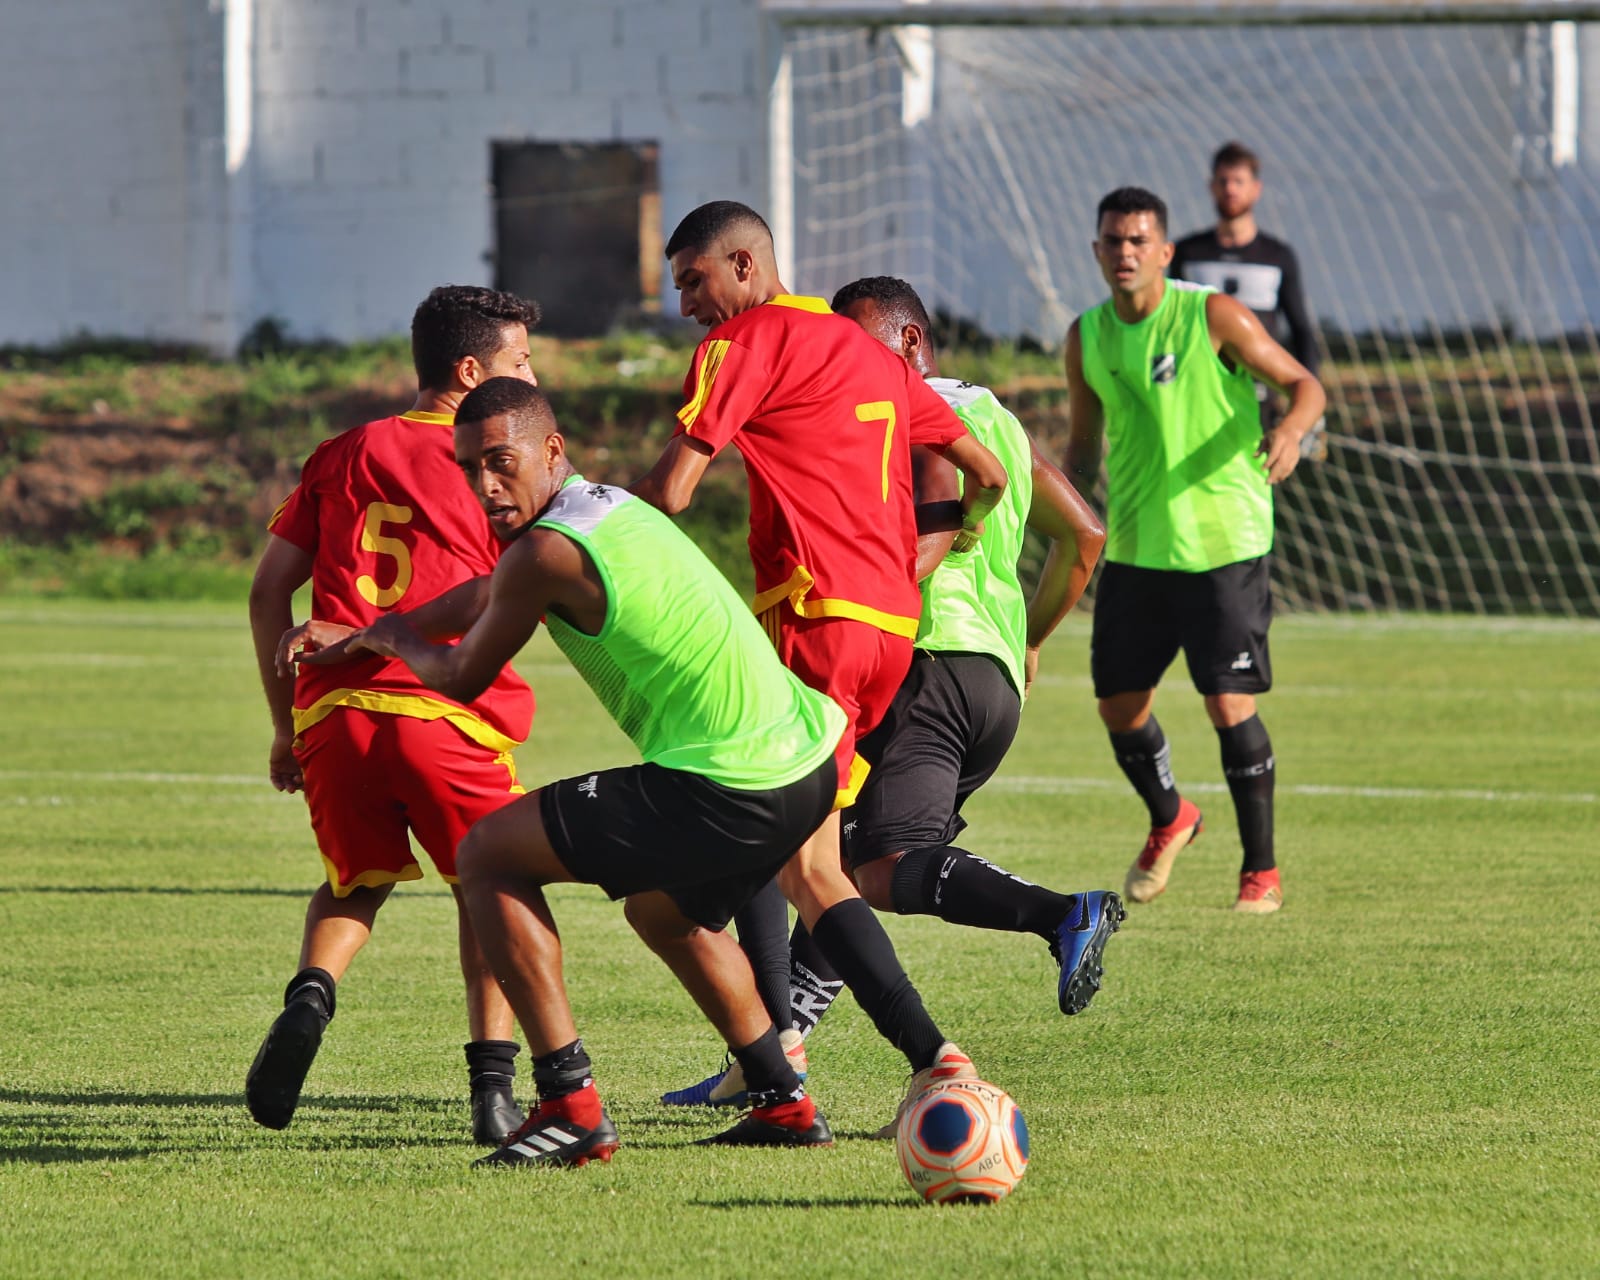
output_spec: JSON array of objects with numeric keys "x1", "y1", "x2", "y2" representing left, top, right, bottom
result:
[{"x1": 779, "y1": 11, "x2": 1600, "y2": 615}]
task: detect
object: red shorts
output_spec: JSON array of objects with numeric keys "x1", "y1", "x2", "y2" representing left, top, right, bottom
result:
[
  {"x1": 293, "y1": 707, "x2": 523, "y2": 896},
  {"x1": 763, "y1": 608, "x2": 912, "y2": 806}
]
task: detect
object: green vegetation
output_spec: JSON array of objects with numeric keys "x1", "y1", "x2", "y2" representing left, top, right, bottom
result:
[
  {"x1": 3, "y1": 332, "x2": 1596, "y2": 613},
  {"x1": 1, "y1": 601, "x2": 1596, "y2": 1278}
]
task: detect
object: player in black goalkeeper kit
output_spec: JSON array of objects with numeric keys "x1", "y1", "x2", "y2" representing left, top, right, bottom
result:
[{"x1": 1171, "y1": 141, "x2": 1325, "y2": 461}]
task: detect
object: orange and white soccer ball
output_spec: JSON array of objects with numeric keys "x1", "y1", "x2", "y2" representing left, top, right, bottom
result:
[{"x1": 895, "y1": 1078, "x2": 1029, "y2": 1204}]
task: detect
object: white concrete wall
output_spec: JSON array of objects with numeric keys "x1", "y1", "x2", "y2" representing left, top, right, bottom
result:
[
  {"x1": 0, "y1": 0, "x2": 220, "y2": 347},
  {"x1": 248, "y1": 0, "x2": 768, "y2": 342}
]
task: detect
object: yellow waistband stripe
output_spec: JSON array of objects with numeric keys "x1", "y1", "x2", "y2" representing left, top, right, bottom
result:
[
  {"x1": 751, "y1": 565, "x2": 919, "y2": 640},
  {"x1": 292, "y1": 689, "x2": 523, "y2": 756}
]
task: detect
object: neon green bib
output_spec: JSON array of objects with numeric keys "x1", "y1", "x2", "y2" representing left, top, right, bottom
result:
[
  {"x1": 536, "y1": 477, "x2": 845, "y2": 789},
  {"x1": 1079, "y1": 282, "x2": 1271, "y2": 571},
  {"x1": 915, "y1": 379, "x2": 1031, "y2": 698}
]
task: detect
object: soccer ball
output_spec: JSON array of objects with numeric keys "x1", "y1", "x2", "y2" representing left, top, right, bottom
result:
[{"x1": 895, "y1": 1078, "x2": 1029, "y2": 1205}]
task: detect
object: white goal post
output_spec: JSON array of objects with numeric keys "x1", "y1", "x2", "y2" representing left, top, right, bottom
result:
[{"x1": 763, "y1": 0, "x2": 1600, "y2": 616}]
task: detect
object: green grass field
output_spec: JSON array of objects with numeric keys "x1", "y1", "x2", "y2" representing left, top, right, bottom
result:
[{"x1": 1, "y1": 599, "x2": 1596, "y2": 1278}]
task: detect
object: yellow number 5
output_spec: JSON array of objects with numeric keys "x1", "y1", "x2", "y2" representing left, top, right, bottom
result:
[
  {"x1": 356, "y1": 502, "x2": 414, "y2": 607},
  {"x1": 856, "y1": 401, "x2": 897, "y2": 501}
]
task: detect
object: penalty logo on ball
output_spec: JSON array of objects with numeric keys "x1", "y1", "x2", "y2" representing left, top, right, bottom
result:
[{"x1": 895, "y1": 1078, "x2": 1029, "y2": 1205}]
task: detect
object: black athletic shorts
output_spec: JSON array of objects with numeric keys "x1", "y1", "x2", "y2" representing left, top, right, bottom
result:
[
  {"x1": 1090, "y1": 556, "x2": 1273, "y2": 698},
  {"x1": 539, "y1": 757, "x2": 835, "y2": 930},
  {"x1": 842, "y1": 650, "x2": 1021, "y2": 868}
]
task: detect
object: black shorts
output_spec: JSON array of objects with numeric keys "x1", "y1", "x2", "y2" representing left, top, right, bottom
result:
[
  {"x1": 539, "y1": 757, "x2": 834, "y2": 930},
  {"x1": 1091, "y1": 557, "x2": 1273, "y2": 698},
  {"x1": 843, "y1": 650, "x2": 1021, "y2": 868}
]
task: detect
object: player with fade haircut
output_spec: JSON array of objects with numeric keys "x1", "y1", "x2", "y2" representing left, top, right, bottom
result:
[
  {"x1": 638, "y1": 201, "x2": 1012, "y2": 1118},
  {"x1": 762, "y1": 275, "x2": 1119, "y2": 1073},
  {"x1": 1170, "y1": 141, "x2": 1326, "y2": 462},
  {"x1": 1065, "y1": 187, "x2": 1326, "y2": 915},
  {"x1": 246, "y1": 284, "x2": 541, "y2": 1145},
  {"x1": 286, "y1": 378, "x2": 850, "y2": 1164}
]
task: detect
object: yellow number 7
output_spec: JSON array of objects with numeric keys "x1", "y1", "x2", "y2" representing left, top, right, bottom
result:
[
  {"x1": 856, "y1": 401, "x2": 897, "y2": 502},
  {"x1": 356, "y1": 502, "x2": 415, "y2": 607}
]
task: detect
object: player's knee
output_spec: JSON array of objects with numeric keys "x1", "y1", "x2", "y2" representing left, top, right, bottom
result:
[
  {"x1": 853, "y1": 857, "x2": 897, "y2": 911},
  {"x1": 623, "y1": 892, "x2": 696, "y2": 951},
  {"x1": 455, "y1": 826, "x2": 491, "y2": 886}
]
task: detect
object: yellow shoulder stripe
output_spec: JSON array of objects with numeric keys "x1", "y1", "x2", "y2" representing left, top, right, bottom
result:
[
  {"x1": 677, "y1": 339, "x2": 733, "y2": 432},
  {"x1": 768, "y1": 295, "x2": 832, "y2": 314}
]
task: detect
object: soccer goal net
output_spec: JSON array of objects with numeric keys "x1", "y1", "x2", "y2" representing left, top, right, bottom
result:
[{"x1": 766, "y1": 1, "x2": 1600, "y2": 616}]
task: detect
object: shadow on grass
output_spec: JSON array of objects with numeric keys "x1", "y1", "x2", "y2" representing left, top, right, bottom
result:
[
  {"x1": 0, "y1": 885, "x2": 453, "y2": 898},
  {"x1": 0, "y1": 1088, "x2": 475, "y2": 1164},
  {"x1": 691, "y1": 1194, "x2": 913, "y2": 1210}
]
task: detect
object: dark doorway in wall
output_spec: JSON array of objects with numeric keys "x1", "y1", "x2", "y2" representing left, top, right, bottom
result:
[{"x1": 492, "y1": 141, "x2": 660, "y2": 336}]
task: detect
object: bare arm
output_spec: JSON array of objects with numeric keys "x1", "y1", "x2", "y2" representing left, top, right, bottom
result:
[
  {"x1": 1062, "y1": 320, "x2": 1106, "y2": 499},
  {"x1": 346, "y1": 530, "x2": 594, "y2": 705},
  {"x1": 912, "y1": 446, "x2": 960, "y2": 580},
  {"x1": 927, "y1": 430, "x2": 1007, "y2": 554},
  {"x1": 1207, "y1": 292, "x2": 1326, "y2": 485},
  {"x1": 1022, "y1": 439, "x2": 1106, "y2": 695},
  {"x1": 248, "y1": 535, "x2": 313, "y2": 792},
  {"x1": 631, "y1": 435, "x2": 715, "y2": 515},
  {"x1": 275, "y1": 573, "x2": 493, "y2": 677}
]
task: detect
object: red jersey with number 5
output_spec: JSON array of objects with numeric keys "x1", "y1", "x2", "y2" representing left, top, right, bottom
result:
[
  {"x1": 676, "y1": 295, "x2": 968, "y2": 637},
  {"x1": 267, "y1": 410, "x2": 533, "y2": 751}
]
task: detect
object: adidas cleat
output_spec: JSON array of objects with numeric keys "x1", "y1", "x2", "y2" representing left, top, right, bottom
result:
[
  {"x1": 475, "y1": 1107, "x2": 619, "y2": 1169},
  {"x1": 1052, "y1": 890, "x2": 1125, "y2": 1015}
]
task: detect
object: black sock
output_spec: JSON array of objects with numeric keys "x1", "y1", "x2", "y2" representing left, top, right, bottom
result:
[
  {"x1": 464, "y1": 1039, "x2": 519, "y2": 1092},
  {"x1": 788, "y1": 921, "x2": 844, "y2": 1040},
  {"x1": 809, "y1": 899, "x2": 945, "y2": 1073},
  {"x1": 532, "y1": 1038, "x2": 593, "y2": 1102},
  {"x1": 734, "y1": 878, "x2": 793, "y2": 1032},
  {"x1": 732, "y1": 1027, "x2": 805, "y2": 1107},
  {"x1": 890, "y1": 846, "x2": 1077, "y2": 941},
  {"x1": 1218, "y1": 715, "x2": 1275, "y2": 873},
  {"x1": 284, "y1": 966, "x2": 336, "y2": 1022},
  {"x1": 1110, "y1": 717, "x2": 1182, "y2": 827}
]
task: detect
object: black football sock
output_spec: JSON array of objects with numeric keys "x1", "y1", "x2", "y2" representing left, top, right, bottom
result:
[
  {"x1": 284, "y1": 966, "x2": 336, "y2": 1022},
  {"x1": 809, "y1": 899, "x2": 946, "y2": 1073},
  {"x1": 464, "y1": 1039, "x2": 519, "y2": 1092},
  {"x1": 1218, "y1": 715, "x2": 1276, "y2": 873},
  {"x1": 1110, "y1": 717, "x2": 1182, "y2": 827},
  {"x1": 890, "y1": 846, "x2": 1078, "y2": 941},
  {"x1": 732, "y1": 1027, "x2": 806, "y2": 1107},
  {"x1": 787, "y1": 921, "x2": 844, "y2": 1040},
  {"x1": 733, "y1": 878, "x2": 794, "y2": 1033},
  {"x1": 531, "y1": 1038, "x2": 593, "y2": 1102}
]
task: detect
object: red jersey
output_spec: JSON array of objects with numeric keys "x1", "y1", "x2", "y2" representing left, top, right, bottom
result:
[
  {"x1": 268, "y1": 410, "x2": 534, "y2": 753},
  {"x1": 675, "y1": 295, "x2": 967, "y2": 638}
]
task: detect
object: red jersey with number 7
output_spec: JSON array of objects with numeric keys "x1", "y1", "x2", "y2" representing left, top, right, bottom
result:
[
  {"x1": 267, "y1": 410, "x2": 533, "y2": 753},
  {"x1": 676, "y1": 295, "x2": 969, "y2": 637}
]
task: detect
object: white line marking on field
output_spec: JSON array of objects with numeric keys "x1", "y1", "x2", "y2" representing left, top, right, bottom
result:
[
  {"x1": 988, "y1": 776, "x2": 1596, "y2": 805},
  {"x1": 0, "y1": 770, "x2": 1591, "y2": 805}
]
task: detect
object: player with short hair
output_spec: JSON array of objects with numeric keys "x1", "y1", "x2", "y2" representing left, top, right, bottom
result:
[
  {"x1": 246, "y1": 285, "x2": 540, "y2": 1145},
  {"x1": 766, "y1": 275, "x2": 1120, "y2": 1044},
  {"x1": 639, "y1": 201, "x2": 1011, "y2": 1115},
  {"x1": 291, "y1": 379, "x2": 845, "y2": 1165},
  {"x1": 1170, "y1": 142, "x2": 1325, "y2": 461},
  {"x1": 1065, "y1": 187, "x2": 1326, "y2": 914}
]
